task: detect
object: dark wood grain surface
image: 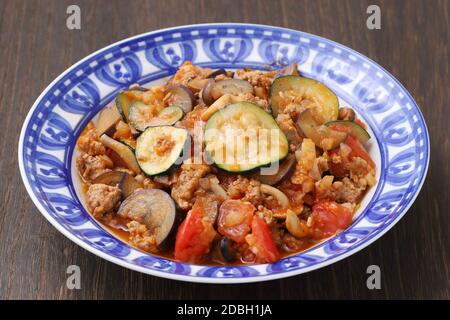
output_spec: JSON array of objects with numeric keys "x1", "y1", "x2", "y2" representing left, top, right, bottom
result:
[{"x1": 0, "y1": 0, "x2": 448, "y2": 300}]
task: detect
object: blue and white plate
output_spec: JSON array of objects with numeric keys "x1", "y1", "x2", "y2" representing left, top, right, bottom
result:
[{"x1": 18, "y1": 23, "x2": 429, "y2": 283}]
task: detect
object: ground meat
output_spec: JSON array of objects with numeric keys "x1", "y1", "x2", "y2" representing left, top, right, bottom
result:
[
  {"x1": 281, "y1": 232, "x2": 309, "y2": 252},
  {"x1": 235, "y1": 69, "x2": 276, "y2": 100},
  {"x1": 330, "y1": 152, "x2": 374, "y2": 182},
  {"x1": 76, "y1": 153, "x2": 113, "y2": 182},
  {"x1": 77, "y1": 126, "x2": 106, "y2": 156},
  {"x1": 236, "y1": 92, "x2": 270, "y2": 112},
  {"x1": 86, "y1": 183, "x2": 121, "y2": 218},
  {"x1": 134, "y1": 174, "x2": 164, "y2": 189},
  {"x1": 331, "y1": 177, "x2": 366, "y2": 204},
  {"x1": 168, "y1": 61, "x2": 209, "y2": 86},
  {"x1": 127, "y1": 220, "x2": 158, "y2": 253},
  {"x1": 256, "y1": 205, "x2": 274, "y2": 225},
  {"x1": 276, "y1": 113, "x2": 302, "y2": 149},
  {"x1": 171, "y1": 163, "x2": 211, "y2": 210},
  {"x1": 226, "y1": 176, "x2": 263, "y2": 206},
  {"x1": 315, "y1": 176, "x2": 365, "y2": 204}
]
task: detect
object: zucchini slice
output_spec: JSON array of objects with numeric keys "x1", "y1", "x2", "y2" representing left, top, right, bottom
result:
[
  {"x1": 135, "y1": 126, "x2": 189, "y2": 176},
  {"x1": 129, "y1": 103, "x2": 184, "y2": 131},
  {"x1": 325, "y1": 120, "x2": 371, "y2": 144},
  {"x1": 204, "y1": 102, "x2": 289, "y2": 172},
  {"x1": 128, "y1": 101, "x2": 154, "y2": 131},
  {"x1": 115, "y1": 92, "x2": 134, "y2": 122},
  {"x1": 120, "y1": 138, "x2": 136, "y2": 150},
  {"x1": 270, "y1": 76, "x2": 339, "y2": 123},
  {"x1": 146, "y1": 106, "x2": 184, "y2": 127}
]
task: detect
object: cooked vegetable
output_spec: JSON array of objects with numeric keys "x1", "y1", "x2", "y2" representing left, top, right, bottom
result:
[
  {"x1": 341, "y1": 135, "x2": 375, "y2": 167},
  {"x1": 218, "y1": 199, "x2": 255, "y2": 243},
  {"x1": 96, "y1": 105, "x2": 122, "y2": 136},
  {"x1": 201, "y1": 94, "x2": 241, "y2": 121},
  {"x1": 270, "y1": 75, "x2": 339, "y2": 122},
  {"x1": 204, "y1": 102, "x2": 289, "y2": 172},
  {"x1": 165, "y1": 85, "x2": 195, "y2": 113},
  {"x1": 338, "y1": 107, "x2": 356, "y2": 121},
  {"x1": 325, "y1": 120, "x2": 370, "y2": 144},
  {"x1": 135, "y1": 126, "x2": 189, "y2": 176},
  {"x1": 117, "y1": 189, "x2": 179, "y2": 250},
  {"x1": 92, "y1": 171, "x2": 142, "y2": 198},
  {"x1": 310, "y1": 200, "x2": 353, "y2": 240},
  {"x1": 218, "y1": 237, "x2": 237, "y2": 262},
  {"x1": 252, "y1": 153, "x2": 296, "y2": 185},
  {"x1": 146, "y1": 106, "x2": 184, "y2": 127},
  {"x1": 119, "y1": 138, "x2": 136, "y2": 150},
  {"x1": 246, "y1": 215, "x2": 280, "y2": 263},
  {"x1": 201, "y1": 80, "x2": 216, "y2": 106},
  {"x1": 174, "y1": 206, "x2": 217, "y2": 263},
  {"x1": 285, "y1": 210, "x2": 309, "y2": 238},
  {"x1": 207, "y1": 68, "x2": 227, "y2": 79},
  {"x1": 119, "y1": 173, "x2": 143, "y2": 198},
  {"x1": 100, "y1": 134, "x2": 141, "y2": 174},
  {"x1": 275, "y1": 63, "x2": 299, "y2": 78},
  {"x1": 129, "y1": 102, "x2": 184, "y2": 131},
  {"x1": 92, "y1": 170, "x2": 125, "y2": 187},
  {"x1": 202, "y1": 79, "x2": 254, "y2": 106},
  {"x1": 260, "y1": 184, "x2": 289, "y2": 208},
  {"x1": 187, "y1": 78, "x2": 210, "y2": 93},
  {"x1": 209, "y1": 79, "x2": 254, "y2": 101},
  {"x1": 129, "y1": 86, "x2": 149, "y2": 92},
  {"x1": 115, "y1": 92, "x2": 134, "y2": 122},
  {"x1": 297, "y1": 109, "x2": 347, "y2": 150},
  {"x1": 127, "y1": 101, "x2": 153, "y2": 131}
]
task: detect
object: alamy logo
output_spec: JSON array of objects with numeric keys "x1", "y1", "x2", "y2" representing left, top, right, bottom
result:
[
  {"x1": 66, "y1": 265, "x2": 81, "y2": 290},
  {"x1": 366, "y1": 5, "x2": 381, "y2": 30},
  {"x1": 366, "y1": 265, "x2": 381, "y2": 289},
  {"x1": 66, "y1": 5, "x2": 81, "y2": 30}
]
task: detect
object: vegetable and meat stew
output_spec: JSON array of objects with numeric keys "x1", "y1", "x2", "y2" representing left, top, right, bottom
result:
[{"x1": 76, "y1": 61, "x2": 377, "y2": 264}]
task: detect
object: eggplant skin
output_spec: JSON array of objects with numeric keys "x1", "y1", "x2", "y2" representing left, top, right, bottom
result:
[
  {"x1": 220, "y1": 237, "x2": 237, "y2": 262},
  {"x1": 117, "y1": 189, "x2": 179, "y2": 250}
]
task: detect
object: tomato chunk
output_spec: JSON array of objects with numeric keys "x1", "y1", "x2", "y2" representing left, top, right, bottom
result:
[
  {"x1": 218, "y1": 199, "x2": 255, "y2": 243},
  {"x1": 311, "y1": 200, "x2": 353, "y2": 240},
  {"x1": 246, "y1": 216, "x2": 280, "y2": 263},
  {"x1": 344, "y1": 135, "x2": 375, "y2": 168},
  {"x1": 174, "y1": 207, "x2": 216, "y2": 263}
]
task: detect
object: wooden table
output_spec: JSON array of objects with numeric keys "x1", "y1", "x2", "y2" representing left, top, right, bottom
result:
[{"x1": 0, "y1": 0, "x2": 448, "y2": 300}]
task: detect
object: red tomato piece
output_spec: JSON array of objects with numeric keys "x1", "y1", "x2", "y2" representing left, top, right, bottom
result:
[
  {"x1": 174, "y1": 207, "x2": 216, "y2": 263},
  {"x1": 246, "y1": 216, "x2": 280, "y2": 263},
  {"x1": 344, "y1": 135, "x2": 375, "y2": 168},
  {"x1": 311, "y1": 200, "x2": 353, "y2": 240},
  {"x1": 218, "y1": 199, "x2": 255, "y2": 243}
]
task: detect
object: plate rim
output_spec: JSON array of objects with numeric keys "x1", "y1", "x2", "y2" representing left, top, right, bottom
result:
[{"x1": 18, "y1": 23, "x2": 430, "y2": 283}]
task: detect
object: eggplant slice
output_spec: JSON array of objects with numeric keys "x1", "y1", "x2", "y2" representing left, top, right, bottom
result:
[
  {"x1": 117, "y1": 189, "x2": 179, "y2": 250},
  {"x1": 252, "y1": 153, "x2": 296, "y2": 185},
  {"x1": 92, "y1": 171, "x2": 142, "y2": 198},
  {"x1": 165, "y1": 85, "x2": 195, "y2": 113}
]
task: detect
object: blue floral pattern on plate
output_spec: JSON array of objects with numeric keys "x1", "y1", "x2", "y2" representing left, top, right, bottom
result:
[{"x1": 18, "y1": 23, "x2": 429, "y2": 283}]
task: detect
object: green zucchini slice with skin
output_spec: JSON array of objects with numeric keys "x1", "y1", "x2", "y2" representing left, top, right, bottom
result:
[
  {"x1": 146, "y1": 105, "x2": 184, "y2": 127},
  {"x1": 270, "y1": 75, "x2": 339, "y2": 123},
  {"x1": 119, "y1": 138, "x2": 136, "y2": 150},
  {"x1": 115, "y1": 92, "x2": 134, "y2": 122},
  {"x1": 204, "y1": 102, "x2": 289, "y2": 173},
  {"x1": 135, "y1": 126, "x2": 189, "y2": 176},
  {"x1": 129, "y1": 103, "x2": 184, "y2": 131},
  {"x1": 325, "y1": 120, "x2": 371, "y2": 144}
]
